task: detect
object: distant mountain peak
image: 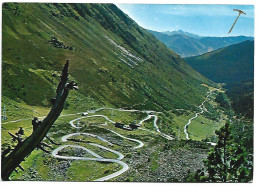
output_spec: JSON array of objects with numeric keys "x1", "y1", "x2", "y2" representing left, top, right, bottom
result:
[
  {"x1": 147, "y1": 29, "x2": 253, "y2": 57},
  {"x1": 162, "y1": 30, "x2": 202, "y2": 39}
]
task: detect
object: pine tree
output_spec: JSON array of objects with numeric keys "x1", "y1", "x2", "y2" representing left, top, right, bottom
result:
[{"x1": 203, "y1": 122, "x2": 252, "y2": 182}]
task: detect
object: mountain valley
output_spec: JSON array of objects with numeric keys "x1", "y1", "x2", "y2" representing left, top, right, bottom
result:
[{"x1": 1, "y1": 3, "x2": 253, "y2": 182}]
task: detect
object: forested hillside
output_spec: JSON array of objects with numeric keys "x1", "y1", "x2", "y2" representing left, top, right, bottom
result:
[{"x1": 185, "y1": 40, "x2": 254, "y2": 118}]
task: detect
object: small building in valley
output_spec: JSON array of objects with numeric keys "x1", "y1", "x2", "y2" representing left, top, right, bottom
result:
[{"x1": 115, "y1": 123, "x2": 141, "y2": 131}]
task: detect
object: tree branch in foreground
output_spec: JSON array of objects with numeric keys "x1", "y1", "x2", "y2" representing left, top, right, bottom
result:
[{"x1": 1, "y1": 60, "x2": 78, "y2": 180}]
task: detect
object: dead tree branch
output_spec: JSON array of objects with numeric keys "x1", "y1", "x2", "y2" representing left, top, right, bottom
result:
[
  {"x1": 45, "y1": 135, "x2": 61, "y2": 145},
  {"x1": 1, "y1": 60, "x2": 78, "y2": 180}
]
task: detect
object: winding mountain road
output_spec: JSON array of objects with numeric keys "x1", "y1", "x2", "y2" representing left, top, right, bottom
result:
[
  {"x1": 50, "y1": 106, "x2": 175, "y2": 181},
  {"x1": 184, "y1": 89, "x2": 218, "y2": 140},
  {"x1": 3, "y1": 89, "x2": 218, "y2": 180},
  {"x1": 52, "y1": 109, "x2": 147, "y2": 181},
  {"x1": 52, "y1": 131, "x2": 130, "y2": 181}
]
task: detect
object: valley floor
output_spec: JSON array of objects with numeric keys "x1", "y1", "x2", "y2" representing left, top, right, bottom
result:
[{"x1": 2, "y1": 86, "x2": 227, "y2": 182}]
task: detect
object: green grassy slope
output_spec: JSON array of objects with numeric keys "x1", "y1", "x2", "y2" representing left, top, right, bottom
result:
[
  {"x1": 185, "y1": 40, "x2": 254, "y2": 84},
  {"x1": 2, "y1": 3, "x2": 214, "y2": 121}
]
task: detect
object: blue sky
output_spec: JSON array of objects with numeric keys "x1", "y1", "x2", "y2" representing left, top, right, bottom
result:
[{"x1": 116, "y1": 4, "x2": 254, "y2": 37}]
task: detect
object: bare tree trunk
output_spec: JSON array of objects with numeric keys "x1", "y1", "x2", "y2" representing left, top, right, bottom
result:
[{"x1": 1, "y1": 60, "x2": 78, "y2": 180}]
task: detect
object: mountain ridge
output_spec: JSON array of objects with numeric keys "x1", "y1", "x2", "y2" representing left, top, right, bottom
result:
[
  {"x1": 161, "y1": 30, "x2": 202, "y2": 39},
  {"x1": 148, "y1": 29, "x2": 253, "y2": 57},
  {"x1": 185, "y1": 40, "x2": 254, "y2": 84}
]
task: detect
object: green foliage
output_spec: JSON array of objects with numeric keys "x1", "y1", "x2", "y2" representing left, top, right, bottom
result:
[
  {"x1": 215, "y1": 92, "x2": 230, "y2": 108},
  {"x1": 225, "y1": 80, "x2": 254, "y2": 119},
  {"x1": 185, "y1": 169, "x2": 207, "y2": 182},
  {"x1": 230, "y1": 118, "x2": 253, "y2": 155},
  {"x1": 49, "y1": 36, "x2": 74, "y2": 50},
  {"x1": 203, "y1": 122, "x2": 252, "y2": 182}
]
